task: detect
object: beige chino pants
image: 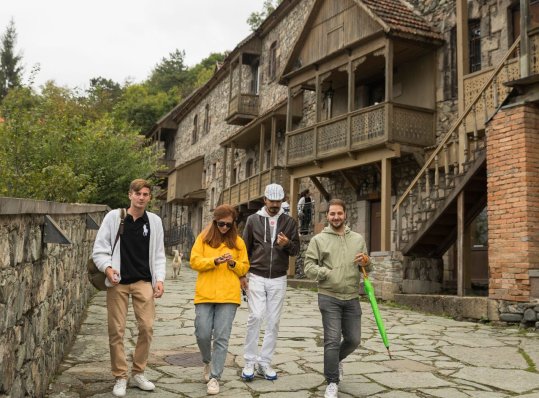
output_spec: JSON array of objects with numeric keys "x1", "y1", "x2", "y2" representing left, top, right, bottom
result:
[{"x1": 106, "y1": 281, "x2": 155, "y2": 379}]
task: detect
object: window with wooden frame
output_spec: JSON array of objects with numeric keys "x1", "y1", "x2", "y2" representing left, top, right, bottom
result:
[
  {"x1": 203, "y1": 104, "x2": 210, "y2": 135},
  {"x1": 469, "y1": 19, "x2": 481, "y2": 73},
  {"x1": 268, "y1": 41, "x2": 278, "y2": 81}
]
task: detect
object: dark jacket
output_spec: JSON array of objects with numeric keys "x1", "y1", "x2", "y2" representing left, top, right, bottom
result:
[{"x1": 242, "y1": 208, "x2": 299, "y2": 279}]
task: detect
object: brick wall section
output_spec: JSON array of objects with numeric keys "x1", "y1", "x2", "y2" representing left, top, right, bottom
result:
[{"x1": 487, "y1": 104, "x2": 539, "y2": 302}]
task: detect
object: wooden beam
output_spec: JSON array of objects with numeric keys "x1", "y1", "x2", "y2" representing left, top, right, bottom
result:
[
  {"x1": 309, "y1": 176, "x2": 330, "y2": 202},
  {"x1": 339, "y1": 170, "x2": 360, "y2": 193},
  {"x1": 456, "y1": 0, "x2": 469, "y2": 172},
  {"x1": 457, "y1": 191, "x2": 464, "y2": 296},
  {"x1": 521, "y1": 0, "x2": 531, "y2": 78},
  {"x1": 259, "y1": 124, "x2": 265, "y2": 172},
  {"x1": 381, "y1": 158, "x2": 391, "y2": 251},
  {"x1": 288, "y1": 145, "x2": 400, "y2": 179},
  {"x1": 271, "y1": 117, "x2": 277, "y2": 168}
]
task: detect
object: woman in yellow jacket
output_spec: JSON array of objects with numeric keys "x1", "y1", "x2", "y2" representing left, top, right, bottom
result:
[{"x1": 190, "y1": 204, "x2": 249, "y2": 395}]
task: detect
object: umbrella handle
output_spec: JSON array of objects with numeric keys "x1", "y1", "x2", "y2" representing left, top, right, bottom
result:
[{"x1": 360, "y1": 265, "x2": 368, "y2": 279}]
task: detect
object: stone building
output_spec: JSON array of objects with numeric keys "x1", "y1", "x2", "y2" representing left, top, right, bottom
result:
[{"x1": 148, "y1": 0, "x2": 539, "y2": 325}]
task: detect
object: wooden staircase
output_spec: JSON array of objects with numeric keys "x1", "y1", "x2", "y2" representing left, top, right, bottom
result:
[{"x1": 393, "y1": 37, "x2": 523, "y2": 257}]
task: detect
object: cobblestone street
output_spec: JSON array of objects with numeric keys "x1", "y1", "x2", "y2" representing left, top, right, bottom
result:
[{"x1": 48, "y1": 259, "x2": 539, "y2": 398}]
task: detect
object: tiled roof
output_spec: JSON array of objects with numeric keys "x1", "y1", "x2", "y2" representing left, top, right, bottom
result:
[{"x1": 359, "y1": 0, "x2": 442, "y2": 41}]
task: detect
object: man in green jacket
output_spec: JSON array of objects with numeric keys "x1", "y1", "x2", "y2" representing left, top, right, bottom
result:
[{"x1": 304, "y1": 198, "x2": 371, "y2": 398}]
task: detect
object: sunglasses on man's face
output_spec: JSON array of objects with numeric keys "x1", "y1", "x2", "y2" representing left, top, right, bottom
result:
[{"x1": 215, "y1": 221, "x2": 233, "y2": 228}]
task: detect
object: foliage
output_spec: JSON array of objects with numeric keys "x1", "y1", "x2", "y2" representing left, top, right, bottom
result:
[
  {"x1": 0, "y1": 19, "x2": 23, "y2": 100},
  {"x1": 0, "y1": 20, "x2": 227, "y2": 206},
  {"x1": 113, "y1": 83, "x2": 175, "y2": 134},
  {"x1": 247, "y1": 0, "x2": 283, "y2": 31},
  {"x1": 0, "y1": 84, "x2": 159, "y2": 208}
]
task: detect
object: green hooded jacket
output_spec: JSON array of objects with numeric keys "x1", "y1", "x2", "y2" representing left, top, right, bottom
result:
[{"x1": 304, "y1": 225, "x2": 371, "y2": 300}]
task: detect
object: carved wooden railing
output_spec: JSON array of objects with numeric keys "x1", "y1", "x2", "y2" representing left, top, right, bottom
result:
[
  {"x1": 392, "y1": 37, "x2": 522, "y2": 249},
  {"x1": 228, "y1": 93, "x2": 260, "y2": 118},
  {"x1": 220, "y1": 166, "x2": 289, "y2": 207},
  {"x1": 286, "y1": 102, "x2": 434, "y2": 166}
]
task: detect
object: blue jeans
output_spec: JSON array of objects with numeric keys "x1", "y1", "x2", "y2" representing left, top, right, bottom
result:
[
  {"x1": 195, "y1": 303, "x2": 238, "y2": 379},
  {"x1": 318, "y1": 294, "x2": 362, "y2": 383}
]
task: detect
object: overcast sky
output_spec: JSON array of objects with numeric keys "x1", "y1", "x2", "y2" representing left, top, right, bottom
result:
[{"x1": 0, "y1": 0, "x2": 266, "y2": 90}]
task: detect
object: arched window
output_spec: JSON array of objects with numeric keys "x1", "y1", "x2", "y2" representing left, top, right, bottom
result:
[
  {"x1": 203, "y1": 104, "x2": 210, "y2": 135},
  {"x1": 268, "y1": 41, "x2": 278, "y2": 81},
  {"x1": 192, "y1": 114, "x2": 198, "y2": 144}
]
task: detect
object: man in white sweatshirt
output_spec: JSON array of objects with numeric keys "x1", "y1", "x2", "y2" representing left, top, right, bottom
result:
[
  {"x1": 241, "y1": 183, "x2": 299, "y2": 381},
  {"x1": 92, "y1": 179, "x2": 166, "y2": 397}
]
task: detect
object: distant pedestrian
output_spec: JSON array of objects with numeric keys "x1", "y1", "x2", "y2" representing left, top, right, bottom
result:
[
  {"x1": 297, "y1": 189, "x2": 313, "y2": 234},
  {"x1": 304, "y1": 198, "x2": 371, "y2": 398},
  {"x1": 190, "y1": 204, "x2": 249, "y2": 395},
  {"x1": 241, "y1": 183, "x2": 300, "y2": 381},
  {"x1": 92, "y1": 178, "x2": 166, "y2": 397},
  {"x1": 281, "y1": 195, "x2": 290, "y2": 215}
]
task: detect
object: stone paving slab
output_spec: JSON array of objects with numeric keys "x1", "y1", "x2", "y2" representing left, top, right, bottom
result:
[{"x1": 47, "y1": 259, "x2": 539, "y2": 397}]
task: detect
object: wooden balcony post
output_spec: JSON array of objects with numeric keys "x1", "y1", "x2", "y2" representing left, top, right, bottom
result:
[
  {"x1": 520, "y1": 0, "x2": 530, "y2": 78},
  {"x1": 222, "y1": 146, "x2": 228, "y2": 191},
  {"x1": 259, "y1": 124, "x2": 266, "y2": 172},
  {"x1": 457, "y1": 191, "x2": 471, "y2": 296},
  {"x1": 381, "y1": 158, "x2": 392, "y2": 251},
  {"x1": 286, "y1": 86, "x2": 292, "y2": 133},
  {"x1": 347, "y1": 59, "x2": 354, "y2": 150},
  {"x1": 384, "y1": 39, "x2": 393, "y2": 103},
  {"x1": 385, "y1": 40, "x2": 393, "y2": 141},
  {"x1": 238, "y1": 52, "x2": 243, "y2": 95},
  {"x1": 229, "y1": 143, "x2": 236, "y2": 186},
  {"x1": 316, "y1": 73, "x2": 321, "y2": 123},
  {"x1": 271, "y1": 116, "x2": 277, "y2": 168},
  {"x1": 288, "y1": 177, "x2": 300, "y2": 277},
  {"x1": 457, "y1": 0, "x2": 469, "y2": 169}
]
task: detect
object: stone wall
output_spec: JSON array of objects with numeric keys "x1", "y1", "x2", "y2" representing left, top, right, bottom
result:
[{"x1": 0, "y1": 198, "x2": 107, "y2": 397}]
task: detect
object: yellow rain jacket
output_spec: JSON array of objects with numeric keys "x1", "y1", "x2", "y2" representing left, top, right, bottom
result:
[{"x1": 190, "y1": 234, "x2": 250, "y2": 305}]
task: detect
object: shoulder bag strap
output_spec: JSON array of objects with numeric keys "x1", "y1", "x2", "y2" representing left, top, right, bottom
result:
[{"x1": 111, "y1": 208, "x2": 127, "y2": 255}]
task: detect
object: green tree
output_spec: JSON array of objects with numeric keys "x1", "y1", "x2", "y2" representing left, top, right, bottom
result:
[
  {"x1": 0, "y1": 83, "x2": 159, "y2": 208},
  {"x1": 113, "y1": 83, "x2": 175, "y2": 134},
  {"x1": 147, "y1": 49, "x2": 193, "y2": 96},
  {"x1": 0, "y1": 19, "x2": 23, "y2": 100},
  {"x1": 247, "y1": 0, "x2": 283, "y2": 31},
  {"x1": 85, "y1": 76, "x2": 124, "y2": 116}
]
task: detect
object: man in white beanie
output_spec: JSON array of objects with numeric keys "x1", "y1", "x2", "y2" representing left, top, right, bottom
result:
[{"x1": 241, "y1": 183, "x2": 299, "y2": 381}]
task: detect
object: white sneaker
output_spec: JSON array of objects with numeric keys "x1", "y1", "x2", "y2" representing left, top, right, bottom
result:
[
  {"x1": 257, "y1": 363, "x2": 277, "y2": 380},
  {"x1": 112, "y1": 378, "x2": 127, "y2": 397},
  {"x1": 242, "y1": 362, "x2": 255, "y2": 381},
  {"x1": 325, "y1": 382, "x2": 339, "y2": 398},
  {"x1": 338, "y1": 361, "x2": 344, "y2": 381},
  {"x1": 203, "y1": 363, "x2": 211, "y2": 382},
  {"x1": 207, "y1": 378, "x2": 220, "y2": 395},
  {"x1": 133, "y1": 373, "x2": 155, "y2": 391}
]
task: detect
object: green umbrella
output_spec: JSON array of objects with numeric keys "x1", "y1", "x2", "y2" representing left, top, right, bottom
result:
[{"x1": 361, "y1": 266, "x2": 392, "y2": 359}]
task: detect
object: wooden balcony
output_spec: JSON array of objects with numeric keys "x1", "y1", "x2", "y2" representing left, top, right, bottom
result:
[
  {"x1": 286, "y1": 102, "x2": 435, "y2": 166},
  {"x1": 220, "y1": 167, "x2": 290, "y2": 208},
  {"x1": 226, "y1": 93, "x2": 260, "y2": 125}
]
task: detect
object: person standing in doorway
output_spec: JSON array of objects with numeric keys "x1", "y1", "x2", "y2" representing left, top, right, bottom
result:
[
  {"x1": 190, "y1": 204, "x2": 249, "y2": 395},
  {"x1": 304, "y1": 198, "x2": 371, "y2": 398},
  {"x1": 241, "y1": 183, "x2": 300, "y2": 381},
  {"x1": 92, "y1": 179, "x2": 166, "y2": 397}
]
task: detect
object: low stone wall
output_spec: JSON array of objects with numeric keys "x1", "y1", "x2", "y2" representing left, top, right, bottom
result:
[{"x1": 0, "y1": 198, "x2": 108, "y2": 397}]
